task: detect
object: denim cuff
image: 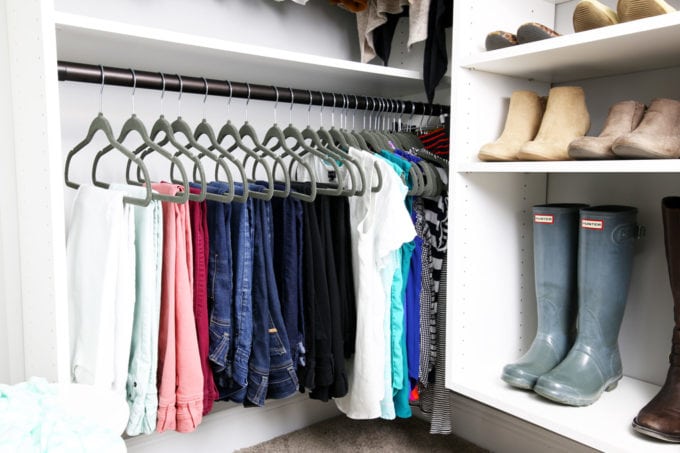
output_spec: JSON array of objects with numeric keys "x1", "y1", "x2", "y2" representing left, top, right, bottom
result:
[
  {"x1": 126, "y1": 390, "x2": 157, "y2": 436},
  {"x1": 266, "y1": 364, "x2": 299, "y2": 400}
]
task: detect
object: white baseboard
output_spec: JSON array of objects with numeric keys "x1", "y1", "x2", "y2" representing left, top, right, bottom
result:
[
  {"x1": 125, "y1": 394, "x2": 341, "y2": 453},
  {"x1": 125, "y1": 390, "x2": 600, "y2": 453}
]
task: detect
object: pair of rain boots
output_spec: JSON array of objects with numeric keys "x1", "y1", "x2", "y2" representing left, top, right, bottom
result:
[{"x1": 502, "y1": 204, "x2": 640, "y2": 407}]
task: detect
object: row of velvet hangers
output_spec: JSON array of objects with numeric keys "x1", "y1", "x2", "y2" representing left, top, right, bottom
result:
[{"x1": 64, "y1": 67, "x2": 445, "y2": 206}]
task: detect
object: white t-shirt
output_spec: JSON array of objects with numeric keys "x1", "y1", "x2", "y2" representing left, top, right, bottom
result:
[{"x1": 335, "y1": 147, "x2": 415, "y2": 419}]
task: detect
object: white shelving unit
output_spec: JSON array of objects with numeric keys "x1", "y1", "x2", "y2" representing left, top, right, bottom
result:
[
  {"x1": 54, "y1": 12, "x2": 443, "y2": 98},
  {"x1": 447, "y1": 1, "x2": 680, "y2": 452}
]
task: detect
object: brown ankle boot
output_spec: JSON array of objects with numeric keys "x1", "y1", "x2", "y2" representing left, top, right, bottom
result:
[
  {"x1": 618, "y1": 0, "x2": 676, "y2": 22},
  {"x1": 573, "y1": 0, "x2": 619, "y2": 32},
  {"x1": 568, "y1": 100, "x2": 645, "y2": 160},
  {"x1": 517, "y1": 86, "x2": 590, "y2": 161},
  {"x1": 478, "y1": 91, "x2": 545, "y2": 161},
  {"x1": 612, "y1": 98, "x2": 680, "y2": 159},
  {"x1": 632, "y1": 197, "x2": 680, "y2": 443}
]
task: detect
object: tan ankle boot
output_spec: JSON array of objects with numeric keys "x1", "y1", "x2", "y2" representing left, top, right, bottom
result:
[
  {"x1": 618, "y1": 0, "x2": 676, "y2": 22},
  {"x1": 573, "y1": 0, "x2": 619, "y2": 32},
  {"x1": 517, "y1": 87, "x2": 590, "y2": 161},
  {"x1": 568, "y1": 100, "x2": 645, "y2": 160},
  {"x1": 478, "y1": 91, "x2": 545, "y2": 161},
  {"x1": 612, "y1": 98, "x2": 680, "y2": 158}
]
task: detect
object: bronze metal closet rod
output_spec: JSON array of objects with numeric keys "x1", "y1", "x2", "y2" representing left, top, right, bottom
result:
[{"x1": 57, "y1": 61, "x2": 450, "y2": 117}]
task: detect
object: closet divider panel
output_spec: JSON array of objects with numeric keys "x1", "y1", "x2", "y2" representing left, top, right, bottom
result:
[{"x1": 0, "y1": 0, "x2": 69, "y2": 384}]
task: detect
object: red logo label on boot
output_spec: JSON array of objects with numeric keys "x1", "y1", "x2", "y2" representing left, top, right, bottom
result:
[
  {"x1": 534, "y1": 214, "x2": 554, "y2": 224},
  {"x1": 582, "y1": 219, "x2": 604, "y2": 230}
]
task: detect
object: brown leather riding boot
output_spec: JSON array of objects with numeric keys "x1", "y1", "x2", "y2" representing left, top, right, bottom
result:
[{"x1": 632, "y1": 196, "x2": 680, "y2": 443}]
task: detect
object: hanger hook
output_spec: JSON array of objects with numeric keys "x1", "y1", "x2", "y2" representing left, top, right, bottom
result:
[
  {"x1": 289, "y1": 87, "x2": 294, "y2": 125},
  {"x1": 273, "y1": 86, "x2": 279, "y2": 124},
  {"x1": 159, "y1": 72, "x2": 166, "y2": 116},
  {"x1": 99, "y1": 64, "x2": 105, "y2": 114},
  {"x1": 331, "y1": 92, "x2": 336, "y2": 127},
  {"x1": 307, "y1": 89, "x2": 313, "y2": 125},
  {"x1": 245, "y1": 82, "x2": 251, "y2": 122},
  {"x1": 353, "y1": 94, "x2": 359, "y2": 130},
  {"x1": 177, "y1": 74, "x2": 184, "y2": 118},
  {"x1": 409, "y1": 101, "x2": 416, "y2": 124},
  {"x1": 130, "y1": 68, "x2": 137, "y2": 115},
  {"x1": 202, "y1": 76, "x2": 208, "y2": 119},
  {"x1": 226, "y1": 80, "x2": 233, "y2": 116},
  {"x1": 341, "y1": 94, "x2": 347, "y2": 129},
  {"x1": 319, "y1": 91, "x2": 325, "y2": 127}
]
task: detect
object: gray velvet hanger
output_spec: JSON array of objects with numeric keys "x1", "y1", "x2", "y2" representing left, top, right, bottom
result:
[
  {"x1": 93, "y1": 69, "x2": 190, "y2": 204},
  {"x1": 217, "y1": 81, "x2": 274, "y2": 201},
  {"x1": 236, "y1": 83, "x2": 290, "y2": 198},
  {"x1": 262, "y1": 87, "x2": 317, "y2": 202},
  {"x1": 315, "y1": 92, "x2": 367, "y2": 196},
  {"x1": 132, "y1": 73, "x2": 209, "y2": 203},
  {"x1": 169, "y1": 75, "x2": 237, "y2": 203},
  {"x1": 64, "y1": 67, "x2": 152, "y2": 207},
  {"x1": 272, "y1": 88, "x2": 344, "y2": 197}
]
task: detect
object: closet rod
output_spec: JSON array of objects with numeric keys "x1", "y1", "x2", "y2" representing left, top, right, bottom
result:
[{"x1": 57, "y1": 61, "x2": 450, "y2": 117}]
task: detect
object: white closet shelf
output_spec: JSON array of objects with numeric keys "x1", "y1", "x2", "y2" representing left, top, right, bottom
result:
[
  {"x1": 457, "y1": 159, "x2": 680, "y2": 173},
  {"x1": 459, "y1": 12, "x2": 680, "y2": 83},
  {"x1": 449, "y1": 373, "x2": 670, "y2": 453},
  {"x1": 54, "y1": 12, "x2": 443, "y2": 98}
]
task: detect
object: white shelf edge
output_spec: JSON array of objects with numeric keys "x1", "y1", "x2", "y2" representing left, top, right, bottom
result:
[
  {"x1": 448, "y1": 374, "x2": 672, "y2": 453},
  {"x1": 53, "y1": 11, "x2": 425, "y2": 82},
  {"x1": 455, "y1": 159, "x2": 680, "y2": 174}
]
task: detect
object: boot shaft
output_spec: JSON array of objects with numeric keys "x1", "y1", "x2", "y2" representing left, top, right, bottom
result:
[
  {"x1": 599, "y1": 100, "x2": 646, "y2": 138},
  {"x1": 531, "y1": 204, "x2": 585, "y2": 336},
  {"x1": 577, "y1": 205, "x2": 638, "y2": 349}
]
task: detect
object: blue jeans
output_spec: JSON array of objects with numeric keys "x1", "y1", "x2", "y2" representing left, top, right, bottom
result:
[
  {"x1": 247, "y1": 192, "x2": 299, "y2": 406},
  {"x1": 207, "y1": 182, "x2": 254, "y2": 403},
  {"x1": 271, "y1": 195, "x2": 305, "y2": 370}
]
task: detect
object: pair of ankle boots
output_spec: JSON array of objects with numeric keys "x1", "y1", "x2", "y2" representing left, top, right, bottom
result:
[
  {"x1": 478, "y1": 87, "x2": 590, "y2": 162},
  {"x1": 574, "y1": 0, "x2": 676, "y2": 33},
  {"x1": 569, "y1": 98, "x2": 680, "y2": 159},
  {"x1": 502, "y1": 204, "x2": 641, "y2": 406}
]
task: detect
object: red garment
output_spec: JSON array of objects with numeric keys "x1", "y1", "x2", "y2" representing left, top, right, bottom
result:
[
  {"x1": 330, "y1": 0, "x2": 368, "y2": 12},
  {"x1": 153, "y1": 183, "x2": 203, "y2": 433},
  {"x1": 189, "y1": 187, "x2": 219, "y2": 416}
]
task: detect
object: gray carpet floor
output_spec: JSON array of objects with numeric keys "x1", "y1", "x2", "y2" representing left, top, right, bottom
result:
[{"x1": 236, "y1": 415, "x2": 488, "y2": 453}]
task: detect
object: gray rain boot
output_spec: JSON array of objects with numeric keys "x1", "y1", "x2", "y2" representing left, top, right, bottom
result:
[
  {"x1": 534, "y1": 205, "x2": 639, "y2": 406},
  {"x1": 501, "y1": 204, "x2": 586, "y2": 389}
]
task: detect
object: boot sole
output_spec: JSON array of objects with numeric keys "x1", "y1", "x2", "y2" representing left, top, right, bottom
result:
[
  {"x1": 485, "y1": 31, "x2": 518, "y2": 51},
  {"x1": 500, "y1": 372, "x2": 535, "y2": 390},
  {"x1": 612, "y1": 143, "x2": 680, "y2": 159},
  {"x1": 533, "y1": 376, "x2": 620, "y2": 406},
  {"x1": 632, "y1": 419, "x2": 680, "y2": 443},
  {"x1": 618, "y1": 0, "x2": 676, "y2": 22},
  {"x1": 573, "y1": 0, "x2": 619, "y2": 32},
  {"x1": 516, "y1": 22, "x2": 560, "y2": 44},
  {"x1": 478, "y1": 149, "x2": 517, "y2": 162}
]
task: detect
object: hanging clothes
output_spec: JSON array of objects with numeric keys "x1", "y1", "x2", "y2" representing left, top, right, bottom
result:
[
  {"x1": 153, "y1": 182, "x2": 203, "y2": 433},
  {"x1": 188, "y1": 185, "x2": 219, "y2": 416},
  {"x1": 117, "y1": 184, "x2": 164, "y2": 436},
  {"x1": 424, "y1": 0, "x2": 453, "y2": 104},
  {"x1": 271, "y1": 193, "x2": 306, "y2": 371},
  {"x1": 67, "y1": 184, "x2": 135, "y2": 399},
  {"x1": 335, "y1": 148, "x2": 416, "y2": 419},
  {"x1": 206, "y1": 182, "x2": 254, "y2": 404},
  {"x1": 356, "y1": 0, "x2": 431, "y2": 64},
  {"x1": 246, "y1": 185, "x2": 298, "y2": 406}
]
